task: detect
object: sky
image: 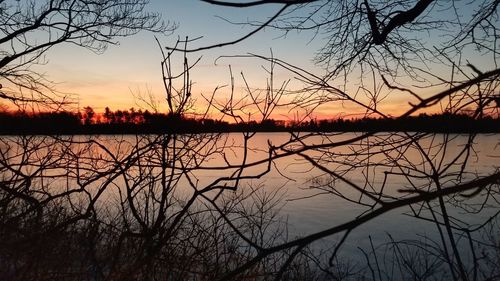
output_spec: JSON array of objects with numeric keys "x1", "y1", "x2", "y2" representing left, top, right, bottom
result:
[
  {"x1": 16, "y1": 0, "x2": 497, "y2": 120},
  {"x1": 43, "y1": 1, "x2": 325, "y2": 117}
]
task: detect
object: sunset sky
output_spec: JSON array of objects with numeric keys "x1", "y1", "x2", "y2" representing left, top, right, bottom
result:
[
  {"x1": 23, "y1": 0, "x2": 495, "y2": 120},
  {"x1": 40, "y1": 1, "x2": 317, "y2": 114}
]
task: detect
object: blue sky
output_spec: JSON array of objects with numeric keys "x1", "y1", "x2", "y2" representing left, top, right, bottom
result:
[
  {"x1": 36, "y1": 0, "x2": 497, "y2": 119},
  {"x1": 44, "y1": 0, "x2": 324, "y2": 113}
]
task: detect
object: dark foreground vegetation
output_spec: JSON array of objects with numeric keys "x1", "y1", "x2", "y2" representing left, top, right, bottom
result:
[{"x1": 0, "y1": 108, "x2": 498, "y2": 134}]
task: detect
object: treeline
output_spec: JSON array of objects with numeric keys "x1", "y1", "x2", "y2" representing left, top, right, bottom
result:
[
  {"x1": 0, "y1": 107, "x2": 498, "y2": 134},
  {"x1": 301, "y1": 113, "x2": 499, "y2": 133}
]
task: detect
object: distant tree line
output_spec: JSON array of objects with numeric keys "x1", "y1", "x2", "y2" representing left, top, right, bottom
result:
[{"x1": 0, "y1": 106, "x2": 498, "y2": 134}]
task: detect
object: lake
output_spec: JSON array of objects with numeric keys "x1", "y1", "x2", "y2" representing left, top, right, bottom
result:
[
  {"x1": 0, "y1": 132, "x2": 498, "y2": 279},
  {"x1": 193, "y1": 133, "x2": 500, "y2": 259}
]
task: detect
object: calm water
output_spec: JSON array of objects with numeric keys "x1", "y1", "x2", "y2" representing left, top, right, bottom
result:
[
  {"x1": 1, "y1": 132, "x2": 499, "y2": 266},
  {"x1": 199, "y1": 133, "x2": 500, "y2": 260}
]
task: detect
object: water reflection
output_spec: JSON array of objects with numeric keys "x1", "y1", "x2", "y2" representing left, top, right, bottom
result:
[{"x1": 0, "y1": 132, "x2": 498, "y2": 280}]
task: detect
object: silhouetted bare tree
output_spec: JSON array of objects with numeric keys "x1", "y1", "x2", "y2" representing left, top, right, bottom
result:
[
  {"x1": 159, "y1": 1, "x2": 500, "y2": 280},
  {"x1": 0, "y1": 1, "x2": 499, "y2": 281},
  {"x1": 0, "y1": 38, "x2": 321, "y2": 281},
  {"x1": 0, "y1": 0, "x2": 173, "y2": 109}
]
